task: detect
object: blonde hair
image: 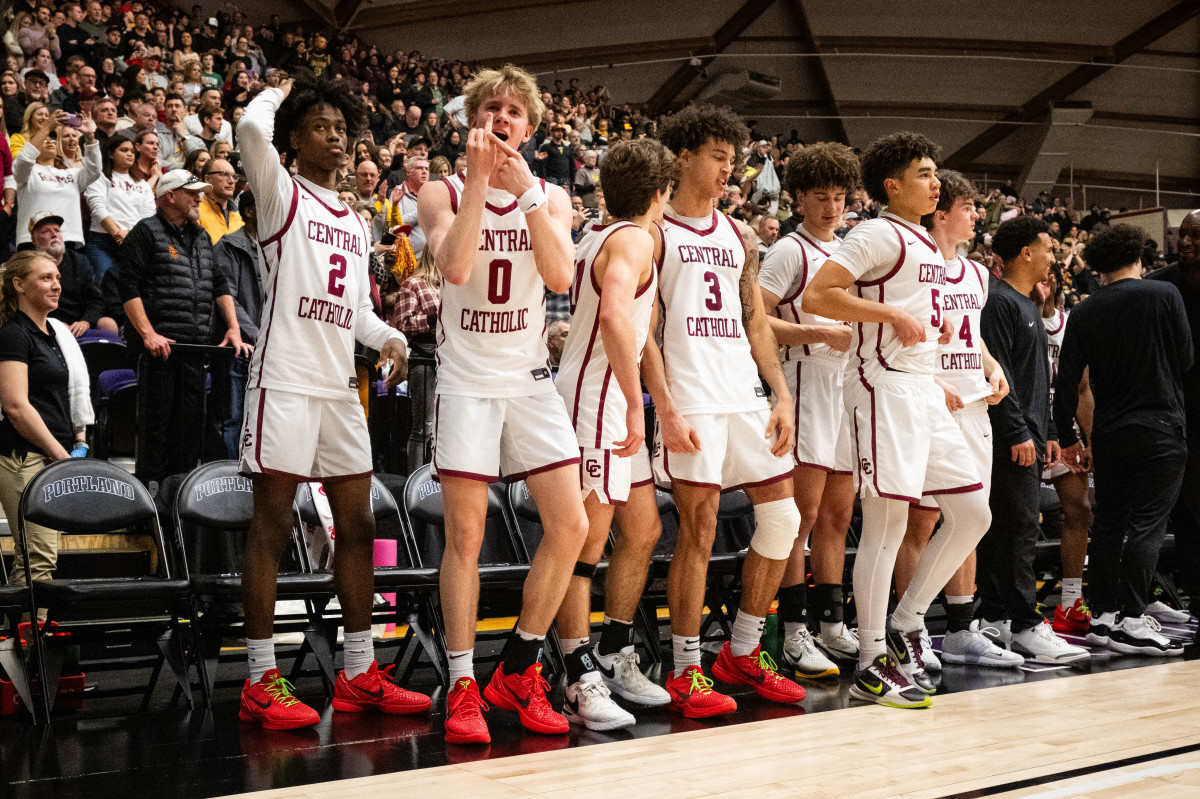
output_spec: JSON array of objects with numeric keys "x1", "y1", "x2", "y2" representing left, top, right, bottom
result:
[
  {"x1": 19, "y1": 101, "x2": 48, "y2": 140},
  {"x1": 0, "y1": 251, "x2": 56, "y2": 327},
  {"x1": 413, "y1": 239, "x2": 441, "y2": 288},
  {"x1": 463, "y1": 64, "x2": 544, "y2": 132},
  {"x1": 428, "y1": 155, "x2": 450, "y2": 178}
]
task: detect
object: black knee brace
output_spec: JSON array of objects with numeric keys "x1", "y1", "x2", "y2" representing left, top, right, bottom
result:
[{"x1": 573, "y1": 561, "x2": 598, "y2": 579}]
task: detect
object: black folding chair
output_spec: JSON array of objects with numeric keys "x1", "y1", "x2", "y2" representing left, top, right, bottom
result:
[
  {"x1": 0, "y1": 528, "x2": 35, "y2": 720},
  {"x1": 17, "y1": 459, "x2": 193, "y2": 720},
  {"x1": 174, "y1": 461, "x2": 337, "y2": 702}
]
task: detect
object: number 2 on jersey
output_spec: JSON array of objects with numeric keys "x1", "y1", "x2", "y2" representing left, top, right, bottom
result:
[
  {"x1": 488, "y1": 258, "x2": 512, "y2": 304},
  {"x1": 327, "y1": 254, "x2": 347, "y2": 298},
  {"x1": 703, "y1": 271, "x2": 722, "y2": 311}
]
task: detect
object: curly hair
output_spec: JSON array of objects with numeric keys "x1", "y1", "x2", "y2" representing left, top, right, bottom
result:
[
  {"x1": 859, "y1": 132, "x2": 942, "y2": 205},
  {"x1": 1084, "y1": 224, "x2": 1146, "y2": 274},
  {"x1": 273, "y1": 71, "x2": 366, "y2": 165},
  {"x1": 784, "y1": 141, "x2": 861, "y2": 197},
  {"x1": 919, "y1": 169, "x2": 977, "y2": 229},
  {"x1": 600, "y1": 138, "x2": 676, "y2": 219},
  {"x1": 992, "y1": 216, "x2": 1049, "y2": 263},
  {"x1": 658, "y1": 103, "x2": 748, "y2": 157}
]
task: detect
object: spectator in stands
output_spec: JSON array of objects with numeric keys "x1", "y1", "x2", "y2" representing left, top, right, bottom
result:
[
  {"x1": 14, "y1": 108, "x2": 101, "y2": 250},
  {"x1": 57, "y1": 120, "x2": 83, "y2": 168},
  {"x1": 197, "y1": 158, "x2": 242, "y2": 244},
  {"x1": 31, "y1": 212, "x2": 115, "y2": 336},
  {"x1": 757, "y1": 214, "x2": 779, "y2": 257},
  {"x1": 537, "y1": 123, "x2": 573, "y2": 187},
  {"x1": 1, "y1": 72, "x2": 25, "y2": 135},
  {"x1": 140, "y1": 51, "x2": 167, "y2": 91},
  {"x1": 0, "y1": 249, "x2": 92, "y2": 612},
  {"x1": 117, "y1": 169, "x2": 249, "y2": 484},
  {"x1": 49, "y1": 61, "x2": 94, "y2": 114},
  {"x1": 57, "y1": 4, "x2": 92, "y2": 66},
  {"x1": 91, "y1": 95, "x2": 117, "y2": 145},
  {"x1": 20, "y1": 68, "x2": 51, "y2": 109},
  {"x1": 573, "y1": 148, "x2": 599, "y2": 208},
  {"x1": 8, "y1": 99, "x2": 50, "y2": 156},
  {"x1": 157, "y1": 93, "x2": 206, "y2": 170},
  {"x1": 130, "y1": 127, "x2": 162, "y2": 192},
  {"x1": 212, "y1": 189, "x2": 262, "y2": 459},
  {"x1": 194, "y1": 105, "x2": 225, "y2": 149},
  {"x1": 396, "y1": 103, "x2": 424, "y2": 138},
  {"x1": 390, "y1": 246, "x2": 440, "y2": 470},
  {"x1": 547, "y1": 319, "x2": 570, "y2": 367},
  {"x1": 375, "y1": 155, "x2": 426, "y2": 254},
  {"x1": 18, "y1": 9, "x2": 59, "y2": 64},
  {"x1": 84, "y1": 134, "x2": 156, "y2": 283}
]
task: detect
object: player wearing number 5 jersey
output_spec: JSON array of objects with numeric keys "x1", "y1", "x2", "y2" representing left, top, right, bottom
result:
[
  {"x1": 417, "y1": 65, "x2": 588, "y2": 745},
  {"x1": 235, "y1": 76, "x2": 430, "y2": 730},
  {"x1": 805, "y1": 133, "x2": 993, "y2": 708}
]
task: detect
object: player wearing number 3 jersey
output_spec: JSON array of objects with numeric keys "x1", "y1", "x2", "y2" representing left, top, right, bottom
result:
[{"x1": 417, "y1": 64, "x2": 588, "y2": 745}]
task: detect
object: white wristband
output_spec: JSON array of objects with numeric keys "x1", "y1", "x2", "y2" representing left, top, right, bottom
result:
[{"x1": 517, "y1": 185, "x2": 547, "y2": 214}]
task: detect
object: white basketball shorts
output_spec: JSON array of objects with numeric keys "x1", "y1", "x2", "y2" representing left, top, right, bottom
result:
[
  {"x1": 239, "y1": 387, "x2": 373, "y2": 481},
  {"x1": 579, "y1": 444, "x2": 653, "y2": 505},
  {"x1": 785, "y1": 357, "x2": 853, "y2": 474},
  {"x1": 652, "y1": 408, "x2": 792, "y2": 493},
  {"x1": 916, "y1": 399, "x2": 993, "y2": 510}
]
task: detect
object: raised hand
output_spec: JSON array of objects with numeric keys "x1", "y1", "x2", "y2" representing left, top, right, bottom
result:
[
  {"x1": 464, "y1": 113, "x2": 498, "y2": 181},
  {"x1": 488, "y1": 130, "x2": 536, "y2": 197}
]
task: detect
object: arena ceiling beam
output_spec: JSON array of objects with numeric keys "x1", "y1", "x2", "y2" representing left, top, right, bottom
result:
[
  {"x1": 943, "y1": 0, "x2": 1200, "y2": 170},
  {"x1": 497, "y1": 37, "x2": 713, "y2": 72},
  {"x1": 344, "y1": 0, "x2": 596, "y2": 30},
  {"x1": 812, "y1": 36, "x2": 1198, "y2": 61},
  {"x1": 782, "y1": 0, "x2": 848, "y2": 145},
  {"x1": 643, "y1": 0, "x2": 776, "y2": 117},
  {"x1": 294, "y1": 0, "x2": 336, "y2": 27},
  {"x1": 333, "y1": 0, "x2": 367, "y2": 28}
]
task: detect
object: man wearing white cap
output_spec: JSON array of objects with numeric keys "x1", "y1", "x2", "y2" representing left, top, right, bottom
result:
[{"x1": 116, "y1": 169, "x2": 251, "y2": 484}]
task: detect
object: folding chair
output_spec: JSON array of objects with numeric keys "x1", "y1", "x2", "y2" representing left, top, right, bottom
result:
[
  {"x1": 17, "y1": 459, "x2": 193, "y2": 720},
  {"x1": 0, "y1": 530, "x2": 35, "y2": 721},
  {"x1": 93, "y1": 368, "x2": 138, "y2": 458},
  {"x1": 174, "y1": 461, "x2": 337, "y2": 703},
  {"x1": 77, "y1": 337, "x2": 128, "y2": 402}
]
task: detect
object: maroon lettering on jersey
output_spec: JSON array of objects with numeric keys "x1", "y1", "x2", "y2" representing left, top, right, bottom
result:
[
  {"x1": 940, "y1": 352, "x2": 983, "y2": 371},
  {"x1": 941, "y1": 292, "x2": 982, "y2": 311},
  {"x1": 296, "y1": 296, "x2": 354, "y2": 330},
  {"x1": 685, "y1": 316, "x2": 742, "y2": 338},
  {"x1": 306, "y1": 220, "x2": 364, "y2": 256},
  {"x1": 478, "y1": 228, "x2": 531, "y2": 252},
  {"x1": 458, "y1": 307, "x2": 529, "y2": 333},
  {"x1": 677, "y1": 243, "x2": 736, "y2": 268},
  {"x1": 918, "y1": 262, "x2": 947, "y2": 284}
]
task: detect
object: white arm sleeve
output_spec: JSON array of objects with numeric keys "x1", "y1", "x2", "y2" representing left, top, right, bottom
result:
[{"x1": 236, "y1": 88, "x2": 294, "y2": 239}]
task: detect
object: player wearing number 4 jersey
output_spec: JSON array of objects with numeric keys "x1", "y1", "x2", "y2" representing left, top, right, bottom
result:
[
  {"x1": 418, "y1": 65, "x2": 588, "y2": 745},
  {"x1": 805, "y1": 133, "x2": 994, "y2": 708},
  {"x1": 553, "y1": 138, "x2": 676, "y2": 730},
  {"x1": 235, "y1": 76, "x2": 430, "y2": 730},
  {"x1": 651, "y1": 105, "x2": 805, "y2": 718}
]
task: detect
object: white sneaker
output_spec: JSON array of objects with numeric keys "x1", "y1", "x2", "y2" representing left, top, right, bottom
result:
[
  {"x1": 1107, "y1": 615, "x2": 1184, "y2": 657},
  {"x1": 919, "y1": 627, "x2": 942, "y2": 672},
  {"x1": 941, "y1": 629, "x2": 1025, "y2": 668},
  {"x1": 970, "y1": 618, "x2": 1012, "y2": 649},
  {"x1": 781, "y1": 627, "x2": 839, "y2": 679},
  {"x1": 817, "y1": 624, "x2": 859, "y2": 660},
  {"x1": 594, "y1": 645, "x2": 671, "y2": 706},
  {"x1": 1145, "y1": 601, "x2": 1192, "y2": 624},
  {"x1": 1011, "y1": 620, "x2": 1090, "y2": 664},
  {"x1": 563, "y1": 673, "x2": 636, "y2": 731},
  {"x1": 885, "y1": 625, "x2": 935, "y2": 694},
  {"x1": 1086, "y1": 611, "x2": 1118, "y2": 646}
]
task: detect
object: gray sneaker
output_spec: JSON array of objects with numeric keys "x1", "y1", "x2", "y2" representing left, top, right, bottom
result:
[{"x1": 941, "y1": 629, "x2": 1025, "y2": 668}]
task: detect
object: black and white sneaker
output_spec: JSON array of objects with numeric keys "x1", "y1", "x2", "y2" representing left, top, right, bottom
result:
[
  {"x1": 848, "y1": 653, "x2": 931, "y2": 708},
  {"x1": 1086, "y1": 611, "x2": 1117, "y2": 646},
  {"x1": 885, "y1": 626, "x2": 935, "y2": 695},
  {"x1": 1107, "y1": 615, "x2": 1184, "y2": 657}
]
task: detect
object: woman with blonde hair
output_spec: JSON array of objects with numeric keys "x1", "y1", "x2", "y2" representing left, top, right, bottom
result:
[
  {"x1": 14, "y1": 110, "x2": 102, "y2": 248},
  {"x1": 57, "y1": 122, "x2": 83, "y2": 169},
  {"x1": 427, "y1": 154, "x2": 450, "y2": 180},
  {"x1": 9, "y1": 100, "x2": 49, "y2": 156},
  {"x1": 0, "y1": 71, "x2": 24, "y2": 134}
]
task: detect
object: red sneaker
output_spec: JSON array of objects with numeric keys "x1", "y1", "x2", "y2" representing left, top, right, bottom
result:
[
  {"x1": 1052, "y1": 599, "x2": 1091, "y2": 636},
  {"x1": 712, "y1": 642, "x2": 806, "y2": 704},
  {"x1": 333, "y1": 661, "x2": 432, "y2": 715},
  {"x1": 483, "y1": 662, "x2": 568, "y2": 735},
  {"x1": 445, "y1": 677, "x2": 491, "y2": 744},
  {"x1": 665, "y1": 665, "x2": 737, "y2": 718},
  {"x1": 239, "y1": 669, "x2": 320, "y2": 730}
]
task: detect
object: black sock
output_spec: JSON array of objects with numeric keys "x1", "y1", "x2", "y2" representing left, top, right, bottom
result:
[
  {"x1": 597, "y1": 618, "x2": 634, "y2": 657},
  {"x1": 777, "y1": 583, "x2": 808, "y2": 624},
  {"x1": 503, "y1": 634, "x2": 544, "y2": 675},
  {"x1": 565, "y1": 648, "x2": 598, "y2": 684},
  {"x1": 945, "y1": 600, "x2": 975, "y2": 633},
  {"x1": 812, "y1": 583, "x2": 844, "y2": 625}
]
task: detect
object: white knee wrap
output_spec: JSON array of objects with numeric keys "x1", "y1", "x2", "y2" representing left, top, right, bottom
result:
[{"x1": 749, "y1": 498, "x2": 801, "y2": 560}]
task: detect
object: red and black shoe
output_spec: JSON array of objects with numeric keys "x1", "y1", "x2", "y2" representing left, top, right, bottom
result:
[
  {"x1": 445, "y1": 677, "x2": 491, "y2": 744},
  {"x1": 712, "y1": 642, "x2": 806, "y2": 704},
  {"x1": 1052, "y1": 599, "x2": 1092, "y2": 636},
  {"x1": 665, "y1": 665, "x2": 737, "y2": 718},
  {"x1": 333, "y1": 661, "x2": 432, "y2": 715},
  {"x1": 483, "y1": 662, "x2": 569, "y2": 735},
  {"x1": 239, "y1": 669, "x2": 320, "y2": 730}
]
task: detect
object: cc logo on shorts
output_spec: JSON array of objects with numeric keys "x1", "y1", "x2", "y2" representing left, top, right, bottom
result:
[
  {"x1": 859, "y1": 458, "x2": 873, "y2": 476},
  {"x1": 241, "y1": 426, "x2": 253, "y2": 450},
  {"x1": 585, "y1": 459, "x2": 601, "y2": 478}
]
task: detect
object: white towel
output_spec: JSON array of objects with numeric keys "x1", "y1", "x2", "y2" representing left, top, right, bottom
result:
[{"x1": 48, "y1": 319, "x2": 95, "y2": 430}]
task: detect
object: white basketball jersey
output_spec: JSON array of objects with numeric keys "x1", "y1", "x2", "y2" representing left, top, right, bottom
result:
[
  {"x1": 658, "y1": 207, "x2": 768, "y2": 414},
  {"x1": 435, "y1": 172, "x2": 555, "y2": 398},
  {"x1": 250, "y1": 177, "x2": 374, "y2": 401},
  {"x1": 759, "y1": 227, "x2": 847, "y2": 364},
  {"x1": 936, "y1": 255, "x2": 990, "y2": 401},
  {"x1": 837, "y1": 214, "x2": 946, "y2": 387},
  {"x1": 557, "y1": 221, "x2": 659, "y2": 448},
  {"x1": 1044, "y1": 307, "x2": 1067, "y2": 400}
]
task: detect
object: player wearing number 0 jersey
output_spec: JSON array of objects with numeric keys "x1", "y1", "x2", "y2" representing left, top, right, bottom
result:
[
  {"x1": 649, "y1": 105, "x2": 804, "y2": 719},
  {"x1": 896, "y1": 171, "x2": 1020, "y2": 671},
  {"x1": 552, "y1": 139, "x2": 677, "y2": 729},
  {"x1": 235, "y1": 77, "x2": 430, "y2": 731},
  {"x1": 805, "y1": 134, "x2": 994, "y2": 708},
  {"x1": 758, "y1": 142, "x2": 863, "y2": 679},
  {"x1": 417, "y1": 65, "x2": 588, "y2": 745}
]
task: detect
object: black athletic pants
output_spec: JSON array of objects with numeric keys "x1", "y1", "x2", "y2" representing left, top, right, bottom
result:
[
  {"x1": 977, "y1": 454, "x2": 1044, "y2": 633},
  {"x1": 1168, "y1": 432, "x2": 1200, "y2": 606},
  {"x1": 136, "y1": 351, "x2": 227, "y2": 485},
  {"x1": 1089, "y1": 425, "x2": 1187, "y2": 618}
]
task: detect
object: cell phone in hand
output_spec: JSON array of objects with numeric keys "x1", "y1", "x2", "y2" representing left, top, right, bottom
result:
[{"x1": 61, "y1": 113, "x2": 82, "y2": 128}]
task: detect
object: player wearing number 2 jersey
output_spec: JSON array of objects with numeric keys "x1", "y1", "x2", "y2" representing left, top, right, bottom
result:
[
  {"x1": 805, "y1": 134, "x2": 993, "y2": 708},
  {"x1": 235, "y1": 77, "x2": 430, "y2": 731},
  {"x1": 417, "y1": 65, "x2": 588, "y2": 745}
]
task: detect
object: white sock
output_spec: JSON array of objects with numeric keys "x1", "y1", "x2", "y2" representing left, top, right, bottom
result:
[
  {"x1": 246, "y1": 637, "x2": 276, "y2": 683},
  {"x1": 946, "y1": 594, "x2": 974, "y2": 606},
  {"x1": 672, "y1": 634, "x2": 701, "y2": 671},
  {"x1": 1061, "y1": 578, "x2": 1083, "y2": 608},
  {"x1": 343, "y1": 629, "x2": 374, "y2": 679},
  {"x1": 447, "y1": 649, "x2": 474, "y2": 683},
  {"x1": 854, "y1": 496, "x2": 910, "y2": 668},
  {"x1": 820, "y1": 620, "x2": 846, "y2": 642},
  {"x1": 859, "y1": 629, "x2": 886, "y2": 668},
  {"x1": 515, "y1": 626, "x2": 542, "y2": 641},
  {"x1": 783, "y1": 621, "x2": 806, "y2": 640},
  {"x1": 730, "y1": 611, "x2": 766, "y2": 657},
  {"x1": 560, "y1": 636, "x2": 589, "y2": 654}
]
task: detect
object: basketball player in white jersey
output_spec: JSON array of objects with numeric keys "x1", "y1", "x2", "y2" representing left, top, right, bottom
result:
[
  {"x1": 805, "y1": 133, "x2": 993, "y2": 708},
  {"x1": 236, "y1": 76, "x2": 431, "y2": 729},
  {"x1": 758, "y1": 142, "x2": 861, "y2": 680},
  {"x1": 651, "y1": 104, "x2": 805, "y2": 717},
  {"x1": 893, "y1": 170, "x2": 1022, "y2": 670},
  {"x1": 1035, "y1": 266, "x2": 1095, "y2": 636},
  {"x1": 417, "y1": 65, "x2": 588, "y2": 745},
  {"x1": 553, "y1": 138, "x2": 676, "y2": 730}
]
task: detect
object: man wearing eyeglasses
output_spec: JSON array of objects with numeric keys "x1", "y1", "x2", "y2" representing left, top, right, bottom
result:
[{"x1": 198, "y1": 159, "x2": 244, "y2": 245}]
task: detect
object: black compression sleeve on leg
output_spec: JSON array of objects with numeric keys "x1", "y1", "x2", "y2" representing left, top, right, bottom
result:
[{"x1": 573, "y1": 561, "x2": 598, "y2": 580}]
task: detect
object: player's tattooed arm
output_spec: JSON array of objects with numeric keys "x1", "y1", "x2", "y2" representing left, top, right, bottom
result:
[
  {"x1": 733, "y1": 218, "x2": 789, "y2": 400},
  {"x1": 737, "y1": 223, "x2": 760, "y2": 327}
]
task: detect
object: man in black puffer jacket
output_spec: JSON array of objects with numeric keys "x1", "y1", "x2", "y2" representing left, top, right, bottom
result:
[{"x1": 117, "y1": 169, "x2": 252, "y2": 484}]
